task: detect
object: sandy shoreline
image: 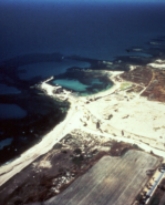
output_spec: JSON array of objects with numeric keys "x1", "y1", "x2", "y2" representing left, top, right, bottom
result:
[
  {"x1": 0, "y1": 94, "x2": 80, "y2": 186},
  {"x1": 1, "y1": 63, "x2": 165, "y2": 188}
]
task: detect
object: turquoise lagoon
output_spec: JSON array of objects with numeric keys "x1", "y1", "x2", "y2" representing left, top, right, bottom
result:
[
  {"x1": 53, "y1": 77, "x2": 112, "y2": 95},
  {"x1": 54, "y1": 79, "x2": 89, "y2": 92}
]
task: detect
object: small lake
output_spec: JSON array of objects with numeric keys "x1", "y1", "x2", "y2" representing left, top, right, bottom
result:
[
  {"x1": 0, "y1": 84, "x2": 20, "y2": 95},
  {"x1": 0, "y1": 104, "x2": 27, "y2": 119},
  {"x1": 53, "y1": 79, "x2": 89, "y2": 92},
  {"x1": 0, "y1": 138, "x2": 13, "y2": 150},
  {"x1": 52, "y1": 75, "x2": 113, "y2": 96}
]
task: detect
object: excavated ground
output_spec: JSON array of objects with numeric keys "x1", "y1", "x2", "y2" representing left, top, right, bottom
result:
[{"x1": 0, "y1": 130, "x2": 138, "y2": 205}]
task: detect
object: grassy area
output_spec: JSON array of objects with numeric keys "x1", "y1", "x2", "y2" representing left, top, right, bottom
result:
[{"x1": 120, "y1": 82, "x2": 133, "y2": 90}]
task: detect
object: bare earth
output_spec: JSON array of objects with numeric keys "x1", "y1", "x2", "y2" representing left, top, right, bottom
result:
[{"x1": 37, "y1": 150, "x2": 158, "y2": 205}]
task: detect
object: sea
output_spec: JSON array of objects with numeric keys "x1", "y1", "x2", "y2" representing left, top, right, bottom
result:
[{"x1": 0, "y1": 0, "x2": 165, "y2": 164}]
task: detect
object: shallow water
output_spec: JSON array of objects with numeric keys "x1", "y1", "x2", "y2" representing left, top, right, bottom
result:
[
  {"x1": 0, "y1": 104, "x2": 27, "y2": 119},
  {"x1": 53, "y1": 79, "x2": 89, "y2": 92},
  {"x1": 52, "y1": 68, "x2": 113, "y2": 95},
  {"x1": 53, "y1": 78, "x2": 104, "y2": 92},
  {"x1": 0, "y1": 84, "x2": 20, "y2": 95},
  {"x1": 0, "y1": 138, "x2": 13, "y2": 150}
]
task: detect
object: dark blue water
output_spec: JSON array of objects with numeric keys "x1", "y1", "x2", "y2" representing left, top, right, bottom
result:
[{"x1": 0, "y1": 1, "x2": 165, "y2": 61}]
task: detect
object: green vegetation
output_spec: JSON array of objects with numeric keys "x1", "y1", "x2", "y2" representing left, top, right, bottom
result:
[{"x1": 120, "y1": 82, "x2": 133, "y2": 91}]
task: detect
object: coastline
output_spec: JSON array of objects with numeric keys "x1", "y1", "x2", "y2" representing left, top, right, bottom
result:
[
  {"x1": 1, "y1": 58, "x2": 165, "y2": 205},
  {"x1": 0, "y1": 70, "x2": 116, "y2": 186},
  {"x1": 1, "y1": 61, "x2": 165, "y2": 186},
  {"x1": 0, "y1": 3, "x2": 165, "y2": 203}
]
